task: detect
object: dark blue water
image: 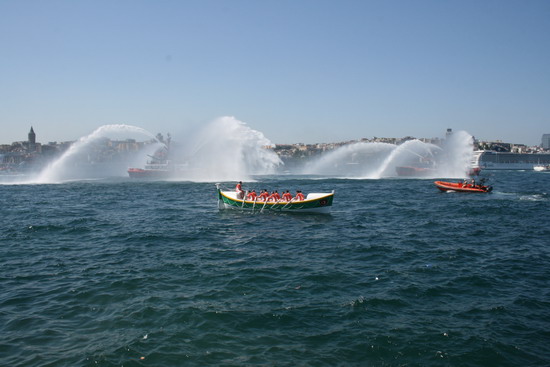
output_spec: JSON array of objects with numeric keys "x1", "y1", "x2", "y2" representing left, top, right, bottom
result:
[{"x1": 1, "y1": 171, "x2": 549, "y2": 366}]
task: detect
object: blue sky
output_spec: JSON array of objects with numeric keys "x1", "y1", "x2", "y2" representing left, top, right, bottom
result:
[{"x1": 1, "y1": 0, "x2": 549, "y2": 145}]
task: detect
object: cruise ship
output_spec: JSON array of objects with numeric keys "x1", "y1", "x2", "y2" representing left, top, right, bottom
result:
[{"x1": 473, "y1": 150, "x2": 550, "y2": 170}]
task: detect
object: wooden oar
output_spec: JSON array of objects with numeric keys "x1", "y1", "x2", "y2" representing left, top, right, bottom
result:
[
  {"x1": 261, "y1": 198, "x2": 280, "y2": 212},
  {"x1": 252, "y1": 197, "x2": 258, "y2": 212},
  {"x1": 280, "y1": 198, "x2": 295, "y2": 211},
  {"x1": 260, "y1": 198, "x2": 269, "y2": 213},
  {"x1": 271, "y1": 199, "x2": 282, "y2": 211},
  {"x1": 241, "y1": 191, "x2": 248, "y2": 210}
]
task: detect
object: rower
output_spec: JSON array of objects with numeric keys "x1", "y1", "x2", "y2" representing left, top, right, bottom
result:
[
  {"x1": 282, "y1": 190, "x2": 293, "y2": 201},
  {"x1": 268, "y1": 190, "x2": 281, "y2": 202},
  {"x1": 258, "y1": 189, "x2": 269, "y2": 201},
  {"x1": 294, "y1": 190, "x2": 305, "y2": 201},
  {"x1": 247, "y1": 190, "x2": 257, "y2": 200}
]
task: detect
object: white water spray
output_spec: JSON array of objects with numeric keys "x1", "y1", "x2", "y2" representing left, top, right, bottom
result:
[
  {"x1": 3, "y1": 120, "x2": 474, "y2": 184},
  {"x1": 35, "y1": 124, "x2": 161, "y2": 183},
  {"x1": 302, "y1": 142, "x2": 395, "y2": 178},
  {"x1": 372, "y1": 139, "x2": 440, "y2": 178},
  {"x1": 174, "y1": 116, "x2": 282, "y2": 182},
  {"x1": 302, "y1": 130, "x2": 475, "y2": 179},
  {"x1": 436, "y1": 130, "x2": 474, "y2": 178}
]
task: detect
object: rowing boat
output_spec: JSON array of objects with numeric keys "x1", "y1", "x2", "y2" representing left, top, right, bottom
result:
[{"x1": 216, "y1": 184, "x2": 334, "y2": 213}]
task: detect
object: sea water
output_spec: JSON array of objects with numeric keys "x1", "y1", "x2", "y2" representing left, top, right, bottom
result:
[{"x1": 1, "y1": 171, "x2": 549, "y2": 366}]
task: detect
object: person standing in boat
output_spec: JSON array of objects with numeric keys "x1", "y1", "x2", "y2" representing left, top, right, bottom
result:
[
  {"x1": 294, "y1": 190, "x2": 305, "y2": 201},
  {"x1": 236, "y1": 181, "x2": 244, "y2": 199}
]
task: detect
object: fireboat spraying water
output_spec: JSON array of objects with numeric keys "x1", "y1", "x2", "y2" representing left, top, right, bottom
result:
[
  {"x1": 127, "y1": 134, "x2": 178, "y2": 179},
  {"x1": 34, "y1": 124, "x2": 160, "y2": 184},
  {"x1": 10, "y1": 121, "x2": 479, "y2": 184},
  {"x1": 300, "y1": 129, "x2": 476, "y2": 179},
  {"x1": 127, "y1": 147, "x2": 173, "y2": 179},
  {"x1": 128, "y1": 116, "x2": 282, "y2": 182}
]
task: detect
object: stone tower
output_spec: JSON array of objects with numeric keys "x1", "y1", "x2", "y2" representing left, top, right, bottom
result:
[
  {"x1": 28, "y1": 126, "x2": 36, "y2": 145},
  {"x1": 28, "y1": 126, "x2": 36, "y2": 152}
]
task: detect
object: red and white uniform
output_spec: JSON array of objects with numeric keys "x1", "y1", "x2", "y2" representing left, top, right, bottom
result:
[{"x1": 235, "y1": 182, "x2": 244, "y2": 198}]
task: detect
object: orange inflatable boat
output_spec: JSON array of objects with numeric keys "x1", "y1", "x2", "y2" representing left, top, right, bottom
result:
[{"x1": 434, "y1": 181, "x2": 492, "y2": 193}]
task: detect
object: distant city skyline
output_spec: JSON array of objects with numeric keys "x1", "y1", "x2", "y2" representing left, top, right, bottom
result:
[
  {"x1": 1, "y1": 1, "x2": 549, "y2": 146},
  {"x1": 3, "y1": 125, "x2": 548, "y2": 149}
]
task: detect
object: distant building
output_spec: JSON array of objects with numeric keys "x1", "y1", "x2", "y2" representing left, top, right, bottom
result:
[
  {"x1": 542, "y1": 134, "x2": 550, "y2": 150},
  {"x1": 28, "y1": 126, "x2": 36, "y2": 152},
  {"x1": 28, "y1": 126, "x2": 36, "y2": 144}
]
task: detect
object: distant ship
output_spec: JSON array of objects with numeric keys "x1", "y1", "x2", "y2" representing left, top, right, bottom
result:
[
  {"x1": 395, "y1": 155, "x2": 437, "y2": 177},
  {"x1": 396, "y1": 155, "x2": 480, "y2": 177},
  {"x1": 128, "y1": 144, "x2": 170, "y2": 179},
  {"x1": 127, "y1": 155, "x2": 192, "y2": 179},
  {"x1": 395, "y1": 165, "x2": 436, "y2": 177},
  {"x1": 474, "y1": 150, "x2": 550, "y2": 170},
  {"x1": 127, "y1": 159, "x2": 191, "y2": 179},
  {"x1": 396, "y1": 165, "x2": 481, "y2": 177},
  {"x1": 128, "y1": 162, "x2": 173, "y2": 179},
  {"x1": 128, "y1": 144, "x2": 189, "y2": 179}
]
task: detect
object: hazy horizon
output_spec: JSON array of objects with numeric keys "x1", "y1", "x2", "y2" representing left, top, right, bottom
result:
[{"x1": 4, "y1": 122, "x2": 546, "y2": 148}]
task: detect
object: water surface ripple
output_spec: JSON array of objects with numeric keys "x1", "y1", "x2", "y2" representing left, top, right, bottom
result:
[{"x1": 1, "y1": 171, "x2": 549, "y2": 366}]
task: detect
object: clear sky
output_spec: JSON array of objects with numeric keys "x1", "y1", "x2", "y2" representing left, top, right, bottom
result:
[{"x1": 1, "y1": 0, "x2": 549, "y2": 146}]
